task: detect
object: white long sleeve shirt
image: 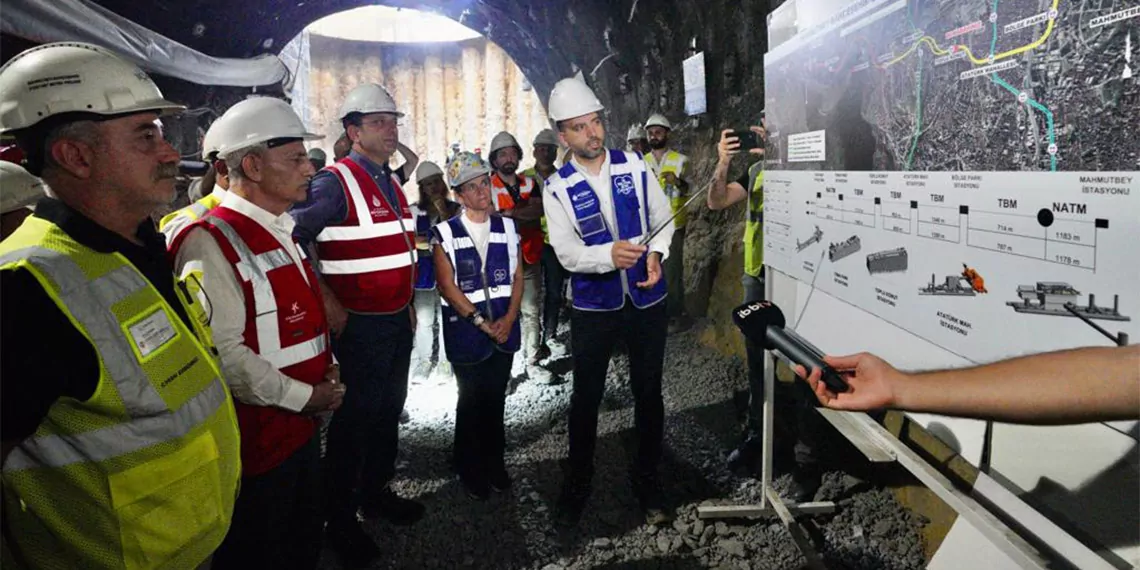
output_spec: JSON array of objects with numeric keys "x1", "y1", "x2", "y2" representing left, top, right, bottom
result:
[
  {"x1": 173, "y1": 192, "x2": 314, "y2": 412},
  {"x1": 544, "y1": 151, "x2": 675, "y2": 274}
]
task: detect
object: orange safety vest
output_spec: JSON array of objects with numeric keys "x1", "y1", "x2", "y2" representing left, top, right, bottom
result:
[{"x1": 490, "y1": 172, "x2": 544, "y2": 264}]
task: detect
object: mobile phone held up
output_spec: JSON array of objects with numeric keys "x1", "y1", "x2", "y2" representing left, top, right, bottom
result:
[{"x1": 731, "y1": 129, "x2": 761, "y2": 152}]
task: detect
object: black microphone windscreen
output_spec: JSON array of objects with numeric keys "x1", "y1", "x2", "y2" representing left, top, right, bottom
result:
[{"x1": 732, "y1": 301, "x2": 786, "y2": 347}]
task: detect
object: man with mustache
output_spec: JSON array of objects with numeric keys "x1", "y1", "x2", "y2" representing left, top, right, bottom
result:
[
  {"x1": 169, "y1": 97, "x2": 341, "y2": 569},
  {"x1": 643, "y1": 113, "x2": 691, "y2": 333},
  {"x1": 0, "y1": 43, "x2": 241, "y2": 568},
  {"x1": 542, "y1": 78, "x2": 675, "y2": 526},
  {"x1": 488, "y1": 131, "x2": 546, "y2": 383},
  {"x1": 290, "y1": 83, "x2": 421, "y2": 567}
]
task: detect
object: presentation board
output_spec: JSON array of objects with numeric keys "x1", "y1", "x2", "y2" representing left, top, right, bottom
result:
[{"x1": 762, "y1": 0, "x2": 1138, "y2": 364}]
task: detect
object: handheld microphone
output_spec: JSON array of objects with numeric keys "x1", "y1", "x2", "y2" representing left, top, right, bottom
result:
[{"x1": 732, "y1": 301, "x2": 849, "y2": 393}]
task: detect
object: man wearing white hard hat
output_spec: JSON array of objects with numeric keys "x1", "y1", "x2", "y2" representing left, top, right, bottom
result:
[
  {"x1": 0, "y1": 43, "x2": 241, "y2": 569},
  {"x1": 626, "y1": 124, "x2": 650, "y2": 155},
  {"x1": 643, "y1": 113, "x2": 691, "y2": 333},
  {"x1": 432, "y1": 151, "x2": 524, "y2": 499},
  {"x1": 543, "y1": 77, "x2": 675, "y2": 526},
  {"x1": 308, "y1": 147, "x2": 328, "y2": 173},
  {"x1": 523, "y1": 129, "x2": 568, "y2": 361},
  {"x1": 159, "y1": 113, "x2": 233, "y2": 245},
  {"x1": 409, "y1": 160, "x2": 461, "y2": 381},
  {"x1": 169, "y1": 97, "x2": 340, "y2": 569},
  {"x1": 0, "y1": 160, "x2": 46, "y2": 239},
  {"x1": 488, "y1": 131, "x2": 545, "y2": 382},
  {"x1": 290, "y1": 82, "x2": 422, "y2": 565}
]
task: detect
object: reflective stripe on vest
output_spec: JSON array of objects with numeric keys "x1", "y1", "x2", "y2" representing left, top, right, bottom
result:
[
  {"x1": 0, "y1": 216, "x2": 241, "y2": 569},
  {"x1": 743, "y1": 162, "x2": 765, "y2": 277},
  {"x1": 433, "y1": 215, "x2": 521, "y2": 363},
  {"x1": 206, "y1": 217, "x2": 328, "y2": 369},
  {"x1": 491, "y1": 173, "x2": 545, "y2": 264},
  {"x1": 548, "y1": 149, "x2": 667, "y2": 311},
  {"x1": 315, "y1": 158, "x2": 416, "y2": 313},
  {"x1": 160, "y1": 193, "x2": 222, "y2": 246},
  {"x1": 647, "y1": 150, "x2": 688, "y2": 228}
]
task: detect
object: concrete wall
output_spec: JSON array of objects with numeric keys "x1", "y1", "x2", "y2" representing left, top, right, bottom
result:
[{"x1": 303, "y1": 34, "x2": 548, "y2": 200}]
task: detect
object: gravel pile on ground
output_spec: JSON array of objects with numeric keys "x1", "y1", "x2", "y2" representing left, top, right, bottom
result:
[{"x1": 317, "y1": 321, "x2": 926, "y2": 569}]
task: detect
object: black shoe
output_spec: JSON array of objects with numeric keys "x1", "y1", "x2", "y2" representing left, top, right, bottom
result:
[
  {"x1": 554, "y1": 479, "x2": 591, "y2": 525},
  {"x1": 489, "y1": 468, "x2": 513, "y2": 492},
  {"x1": 533, "y1": 343, "x2": 552, "y2": 363},
  {"x1": 787, "y1": 465, "x2": 823, "y2": 503},
  {"x1": 326, "y1": 519, "x2": 380, "y2": 569},
  {"x1": 360, "y1": 486, "x2": 425, "y2": 525},
  {"x1": 726, "y1": 441, "x2": 761, "y2": 473},
  {"x1": 399, "y1": 408, "x2": 411, "y2": 424},
  {"x1": 632, "y1": 476, "x2": 673, "y2": 526},
  {"x1": 460, "y1": 474, "x2": 492, "y2": 500}
]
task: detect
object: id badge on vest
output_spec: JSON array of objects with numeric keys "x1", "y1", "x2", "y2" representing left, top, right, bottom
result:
[{"x1": 124, "y1": 305, "x2": 179, "y2": 361}]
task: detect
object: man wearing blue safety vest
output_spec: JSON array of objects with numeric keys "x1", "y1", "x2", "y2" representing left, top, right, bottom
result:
[{"x1": 543, "y1": 77, "x2": 676, "y2": 526}]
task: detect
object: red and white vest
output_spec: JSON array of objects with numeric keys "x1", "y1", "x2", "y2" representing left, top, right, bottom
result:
[
  {"x1": 174, "y1": 205, "x2": 331, "y2": 476},
  {"x1": 316, "y1": 158, "x2": 416, "y2": 313},
  {"x1": 491, "y1": 172, "x2": 544, "y2": 265}
]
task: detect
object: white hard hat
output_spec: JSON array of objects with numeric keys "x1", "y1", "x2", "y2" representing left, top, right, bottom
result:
[
  {"x1": 446, "y1": 151, "x2": 491, "y2": 188},
  {"x1": 547, "y1": 77, "x2": 605, "y2": 122},
  {"x1": 213, "y1": 97, "x2": 323, "y2": 158},
  {"x1": 201, "y1": 115, "x2": 230, "y2": 162},
  {"x1": 0, "y1": 43, "x2": 184, "y2": 133},
  {"x1": 489, "y1": 131, "x2": 522, "y2": 157},
  {"x1": 533, "y1": 129, "x2": 559, "y2": 147},
  {"x1": 415, "y1": 161, "x2": 444, "y2": 183},
  {"x1": 0, "y1": 161, "x2": 47, "y2": 213},
  {"x1": 338, "y1": 83, "x2": 404, "y2": 121},
  {"x1": 627, "y1": 124, "x2": 646, "y2": 141},
  {"x1": 307, "y1": 148, "x2": 327, "y2": 162},
  {"x1": 644, "y1": 113, "x2": 672, "y2": 130}
]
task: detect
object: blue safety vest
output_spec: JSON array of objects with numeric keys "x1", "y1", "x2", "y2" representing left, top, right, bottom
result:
[
  {"x1": 548, "y1": 149, "x2": 667, "y2": 311},
  {"x1": 433, "y1": 214, "x2": 521, "y2": 364},
  {"x1": 411, "y1": 204, "x2": 435, "y2": 290}
]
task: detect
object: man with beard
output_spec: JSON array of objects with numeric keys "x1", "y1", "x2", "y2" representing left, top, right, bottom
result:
[
  {"x1": 0, "y1": 42, "x2": 241, "y2": 568},
  {"x1": 543, "y1": 78, "x2": 675, "y2": 526},
  {"x1": 488, "y1": 131, "x2": 546, "y2": 383},
  {"x1": 523, "y1": 129, "x2": 566, "y2": 361},
  {"x1": 291, "y1": 83, "x2": 422, "y2": 567},
  {"x1": 643, "y1": 113, "x2": 690, "y2": 333},
  {"x1": 170, "y1": 97, "x2": 341, "y2": 569}
]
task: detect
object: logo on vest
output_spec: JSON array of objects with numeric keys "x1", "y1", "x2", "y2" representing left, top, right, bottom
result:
[
  {"x1": 369, "y1": 194, "x2": 390, "y2": 218},
  {"x1": 493, "y1": 268, "x2": 508, "y2": 283},
  {"x1": 614, "y1": 174, "x2": 635, "y2": 196},
  {"x1": 285, "y1": 300, "x2": 308, "y2": 325}
]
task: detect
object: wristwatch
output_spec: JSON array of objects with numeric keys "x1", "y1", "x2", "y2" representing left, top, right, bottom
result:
[{"x1": 467, "y1": 310, "x2": 487, "y2": 327}]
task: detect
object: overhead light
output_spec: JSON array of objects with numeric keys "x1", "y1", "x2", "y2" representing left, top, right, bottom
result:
[{"x1": 307, "y1": 6, "x2": 482, "y2": 43}]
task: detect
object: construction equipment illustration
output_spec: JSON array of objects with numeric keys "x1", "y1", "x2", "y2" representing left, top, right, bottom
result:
[
  {"x1": 796, "y1": 226, "x2": 823, "y2": 252},
  {"x1": 960, "y1": 264, "x2": 987, "y2": 294},
  {"x1": 866, "y1": 247, "x2": 908, "y2": 274},
  {"x1": 827, "y1": 235, "x2": 861, "y2": 262},
  {"x1": 1007, "y1": 282, "x2": 1130, "y2": 322}
]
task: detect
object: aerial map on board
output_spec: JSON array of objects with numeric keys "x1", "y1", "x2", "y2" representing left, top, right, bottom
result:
[{"x1": 762, "y1": 0, "x2": 1138, "y2": 362}]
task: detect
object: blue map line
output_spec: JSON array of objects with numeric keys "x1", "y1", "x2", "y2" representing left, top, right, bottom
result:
[{"x1": 987, "y1": 0, "x2": 1058, "y2": 171}]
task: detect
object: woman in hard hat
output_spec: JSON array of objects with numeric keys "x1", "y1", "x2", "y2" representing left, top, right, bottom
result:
[
  {"x1": 0, "y1": 160, "x2": 46, "y2": 239},
  {"x1": 409, "y1": 160, "x2": 461, "y2": 381},
  {"x1": 432, "y1": 152, "x2": 523, "y2": 500}
]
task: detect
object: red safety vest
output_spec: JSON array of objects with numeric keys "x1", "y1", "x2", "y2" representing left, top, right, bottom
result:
[
  {"x1": 174, "y1": 205, "x2": 331, "y2": 476},
  {"x1": 491, "y1": 172, "x2": 544, "y2": 264},
  {"x1": 316, "y1": 158, "x2": 416, "y2": 313}
]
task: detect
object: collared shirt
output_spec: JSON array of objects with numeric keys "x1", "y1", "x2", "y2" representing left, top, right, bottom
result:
[
  {"x1": 544, "y1": 151, "x2": 674, "y2": 275},
  {"x1": 291, "y1": 150, "x2": 406, "y2": 259},
  {"x1": 173, "y1": 192, "x2": 313, "y2": 413},
  {"x1": 1, "y1": 198, "x2": 192, "y2": 442}
]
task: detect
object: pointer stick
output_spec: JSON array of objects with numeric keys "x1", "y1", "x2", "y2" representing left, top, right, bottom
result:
[{"x1": 636, "y1": 183, "x2": 710, "y2": 246}]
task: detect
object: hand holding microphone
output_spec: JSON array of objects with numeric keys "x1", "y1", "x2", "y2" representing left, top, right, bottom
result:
[{"x1": 732, "y1": 301, "x2": 849, "y2": 393}]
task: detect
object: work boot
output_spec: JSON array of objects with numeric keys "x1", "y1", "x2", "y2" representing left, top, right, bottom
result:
[
  {"x1": 460, "y1": 473, "x2": 491, "y2": 500},
  {"x1": 786, "y1": 465, "x2": 822, "y2": 503},
  {"x1": 361, "y1": 485, "x2": 425, "y2": 525},
  {"x1": 488, "y1": 466, "x2": 513, "y2": 493},
  {"x1": 632, "y1": 475, "x2": 673, "y2": 526},
  {"x1": 726, "y1": 440, "x2": 762, "y2": 474},
  {"x1": 533, "y1": 343, "x2": 552, "y2": 363},
  {"x1": 326, "y1": 518, "x2": 380, "y2": 569},
  {"x1": 399, "y1": 408, "x2": 411, "y2": 424},
  {"x1": 554, "y1": 478, "x2": 591, "y2": 525}
]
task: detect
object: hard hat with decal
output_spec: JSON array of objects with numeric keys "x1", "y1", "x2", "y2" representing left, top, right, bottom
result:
[
  {"x1": 0, "y1": 42, "x2": 184, "y2": 133},
  {"x1": 446, "y1": 151, "x2": 491, "y2": 188}
]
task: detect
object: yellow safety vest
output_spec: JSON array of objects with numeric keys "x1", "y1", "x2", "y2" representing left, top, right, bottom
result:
[
  {"x1": 646, "y1": 150, "x2": 689, "y2": 229},
  {"x1": 0, "y1": 216, "x2": 241, "y2": 570},
  {"x1": 523, "y1": 167, "x2": 552, "y2": 244},
  {"x1": 744, "y1": 162, "x2": 765, "y2": 277},
  {"x1": 158, "y1": 192, "x2": 223, "y2": 245}
]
